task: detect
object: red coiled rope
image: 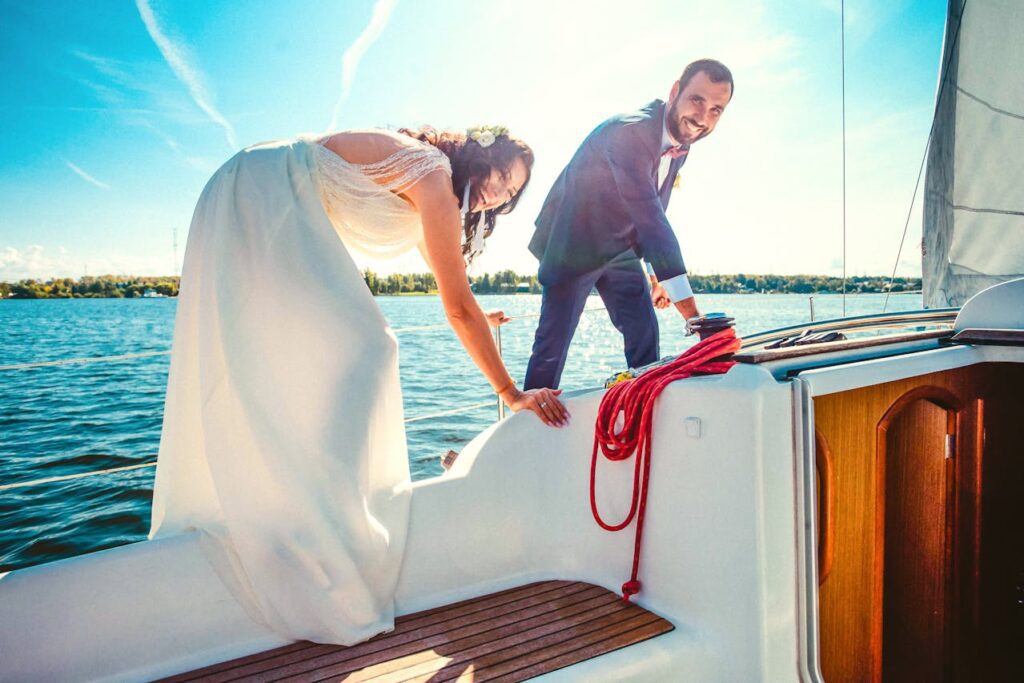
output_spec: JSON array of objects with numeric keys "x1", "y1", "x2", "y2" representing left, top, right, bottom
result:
[{"x1": 590, "y1": 327, "x2": 742, "y2": 601}]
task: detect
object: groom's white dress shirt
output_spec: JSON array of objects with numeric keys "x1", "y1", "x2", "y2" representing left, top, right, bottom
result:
[{"x1": 645, "y1": 117, "x2": 693, "y2": 303}]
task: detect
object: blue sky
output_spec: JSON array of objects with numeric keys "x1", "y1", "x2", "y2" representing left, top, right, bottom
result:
[{"x1": 0, "y1": 0, "x2": 947, "y2": 280}]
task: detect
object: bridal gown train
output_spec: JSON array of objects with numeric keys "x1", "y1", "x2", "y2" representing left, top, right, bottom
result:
[{"x1": 149, "y1": 134, "x2": 452, "y2": 645}]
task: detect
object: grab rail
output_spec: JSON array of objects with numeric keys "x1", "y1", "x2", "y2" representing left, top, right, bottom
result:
[{"x1": 739, "y1": 308, "x2": 957, "y2": 350}]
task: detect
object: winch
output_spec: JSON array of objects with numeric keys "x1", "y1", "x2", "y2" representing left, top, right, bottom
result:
[{"x1": 605, "y1": 312, "x2": 736, "y2": 388}]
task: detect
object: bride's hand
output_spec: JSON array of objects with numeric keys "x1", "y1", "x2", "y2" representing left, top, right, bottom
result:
[
  {"x1": 501, "y1": 387, "x2": 569, "y2": 427},
  {"x1": 485, "y1": 309, "x2": 511, "y2": 327}
]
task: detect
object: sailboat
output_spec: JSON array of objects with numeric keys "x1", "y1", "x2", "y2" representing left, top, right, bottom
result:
[{"x1": 2, "y1": 1, "x2": 1022, "y2": 680}]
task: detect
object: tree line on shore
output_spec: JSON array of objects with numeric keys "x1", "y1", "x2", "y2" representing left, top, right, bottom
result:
[
  {"x1": 1, "y1": 271, "x2": 922, "y2": 299},
  {"x1": 0, "y1": 276, "x2": 180, "y2": 299}
]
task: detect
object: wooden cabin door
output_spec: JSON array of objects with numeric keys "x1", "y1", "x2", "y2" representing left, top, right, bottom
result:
[
  {"x1": 815, "y1": 373, "x2": 974, "y2": 683},
  {"x1": 876, "y1": 393, "x2": 957, "y2": 682},
  {"x1": 815, "y1": 365, "x2": 1024, "y2": 681}
]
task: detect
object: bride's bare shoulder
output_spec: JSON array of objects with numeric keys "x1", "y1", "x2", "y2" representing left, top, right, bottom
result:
[{"x1": 320, "y1": 128, "x2": 427, "y2": 165}]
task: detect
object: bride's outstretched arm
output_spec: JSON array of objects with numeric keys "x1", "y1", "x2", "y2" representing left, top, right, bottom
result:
[{"x1": 405, "y1": 171, "x2": 569, "y2": 427}]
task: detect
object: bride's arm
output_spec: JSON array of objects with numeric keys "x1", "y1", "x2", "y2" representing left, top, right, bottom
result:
[{"x1": 404, "y1": 171, "x2": 568, "y2": 427}]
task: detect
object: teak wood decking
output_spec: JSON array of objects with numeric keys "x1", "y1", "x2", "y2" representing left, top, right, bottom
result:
[{"x1": 162, "y1": 580, "x2": 674, "y2": 682}]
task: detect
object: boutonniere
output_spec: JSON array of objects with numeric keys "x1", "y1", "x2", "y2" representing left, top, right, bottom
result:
[{"x1": 673, "y1": 174, "x2": 681, "y2": 190}]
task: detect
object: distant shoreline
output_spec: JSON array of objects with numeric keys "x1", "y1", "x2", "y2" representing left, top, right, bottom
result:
[
  {"x1": 1, "y1": 272, "x2": 923, "y2": 300},
  {"x1": 0, "y1": 291, "x2": 927, "y2": 300}
]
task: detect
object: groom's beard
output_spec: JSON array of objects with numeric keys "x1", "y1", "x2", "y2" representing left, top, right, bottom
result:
[{"x1": 667, "y1": 98, "x2": 707, "y2": 146}]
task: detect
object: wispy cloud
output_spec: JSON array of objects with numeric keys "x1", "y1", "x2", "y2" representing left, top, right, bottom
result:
[
  {"x1": 68, "y1": 49, "x2": 200, "y2": 122},
  {"x1": 328, "y1": 0, "x2": 399, "y2": 130},
  {"x1": 132, "y1": 119, "x2": 218, "y2": 178},
  {"x1": 0, "y1": 245, "x2": 78, "y2": 280},
  {"x1": 0, "y1": 245, "x2": 173, "y2": 280},
  {"x1": 134, "y1": 0, "x2": 237, "y2": 149},
  {"x1": 64, "y1": 161, "x2": 111, "y2": 190}
]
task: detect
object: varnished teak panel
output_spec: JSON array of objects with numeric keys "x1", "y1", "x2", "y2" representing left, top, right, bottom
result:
[{"x1": 816, "y1": 364, "x2": 1024, "y2": 682}]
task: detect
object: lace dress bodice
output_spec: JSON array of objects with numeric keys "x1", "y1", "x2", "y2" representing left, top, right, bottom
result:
[{"x1": 312, "y1": 135, "x2": 452, "y2": 259}]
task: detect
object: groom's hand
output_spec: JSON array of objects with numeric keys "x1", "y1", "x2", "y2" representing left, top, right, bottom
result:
[{"x1": 650, "y1": 282, "x2": 671, "y2": 309}]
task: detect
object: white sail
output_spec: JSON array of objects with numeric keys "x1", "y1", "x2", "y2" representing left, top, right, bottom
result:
[{"x1": 924, "y1": 0, "x2": 1024, "y2": 308}]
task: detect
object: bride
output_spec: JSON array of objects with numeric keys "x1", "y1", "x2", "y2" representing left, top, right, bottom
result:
[{"x1": 149, "y1": 125, "x2": 569, "y2": 645}]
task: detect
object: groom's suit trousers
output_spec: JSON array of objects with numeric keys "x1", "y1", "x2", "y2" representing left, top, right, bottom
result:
[{"x1": 524, "y1": 257, "x2": 658, "y2": 390}]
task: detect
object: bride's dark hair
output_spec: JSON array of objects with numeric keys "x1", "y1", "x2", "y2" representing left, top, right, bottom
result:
[{"x1": 399, "y1": 126, "x2": 534, "y2": 263}]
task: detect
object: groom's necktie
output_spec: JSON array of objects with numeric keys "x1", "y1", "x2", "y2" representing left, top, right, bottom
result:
[{"x1": 663, "y1": 145, "x2": 689, "y2": 159}]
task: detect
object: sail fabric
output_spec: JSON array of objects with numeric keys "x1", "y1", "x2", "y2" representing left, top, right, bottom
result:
[{"x1": 924, "y1": 0, "x2": 1024, "y2": 308}]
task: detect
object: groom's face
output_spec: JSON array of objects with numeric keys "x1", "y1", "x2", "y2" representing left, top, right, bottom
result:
[{"x1": 666, "y1": 71, "x2": 732, "y2": 146}]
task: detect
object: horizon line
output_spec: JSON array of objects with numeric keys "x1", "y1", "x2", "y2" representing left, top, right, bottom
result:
[{"x1": 1, "y1": 271, "x2": 924, "y2": 283}]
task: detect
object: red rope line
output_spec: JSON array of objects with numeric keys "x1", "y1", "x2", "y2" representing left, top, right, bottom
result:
[{"x1": 590, "y1": 327, "x2": 742, "y2": 601}]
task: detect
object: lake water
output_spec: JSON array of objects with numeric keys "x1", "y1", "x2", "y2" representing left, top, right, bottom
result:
[{"x1": 0, "y1": 292, "x2": 923, "y2": 572}]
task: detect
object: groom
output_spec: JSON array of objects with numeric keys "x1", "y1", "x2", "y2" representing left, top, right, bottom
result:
[{"x1": 524, "y1": 59, "x2": 734, "y2": 389}]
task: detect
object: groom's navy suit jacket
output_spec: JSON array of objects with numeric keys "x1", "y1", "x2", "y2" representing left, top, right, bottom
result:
[{"x1": 528, "y1": 99, "x2": 688, "y2": 286}]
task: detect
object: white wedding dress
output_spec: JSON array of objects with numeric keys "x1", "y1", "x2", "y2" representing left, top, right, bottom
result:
[{"x1": 149, "y1": 133, "x2": 451, "y2": 645}]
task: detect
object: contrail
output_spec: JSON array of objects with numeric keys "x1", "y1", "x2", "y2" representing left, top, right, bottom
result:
[
  {"x1": 65, "y1": 161, "x2": 111, "y2": 190},
  {"x1": 135, "y1": 0, "x2": 238, "y2": 149},
  {"x1": 328, "y1": 0, "x2": 399, "y2": 130}
]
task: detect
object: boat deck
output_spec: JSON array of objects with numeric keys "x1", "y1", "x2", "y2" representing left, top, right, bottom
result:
[{"x1": 161, "y1": 580, "x2": 673, "y2": 682}]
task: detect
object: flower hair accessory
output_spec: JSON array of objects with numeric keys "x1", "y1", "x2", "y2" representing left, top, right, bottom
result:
[{"x1": 467, "y1": 124, "x2": 509, "y2": 148}]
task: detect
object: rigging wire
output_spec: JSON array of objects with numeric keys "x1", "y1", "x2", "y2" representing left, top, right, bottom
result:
[
  {"x1": 883, "y1": 0, "x2": 970, "y2": 313},
  {"x1": 0, "y1": 307, "x2": 613, "y2": 490},
  {"x1": 841, "y1": 0, "x2": 847, "y2": 317},
  {"x1": 0, "y1": 350, "x2": 170, "y2": 372},
  {"x1": 0, "y1": 307, "x2": 609, "y2": 372},
  {"x1": 0, "y1": 462, "x2": 156, "y2": 492},
  {"x1": 1, "y1": 400, "x2": 502, "y2": 491}
]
